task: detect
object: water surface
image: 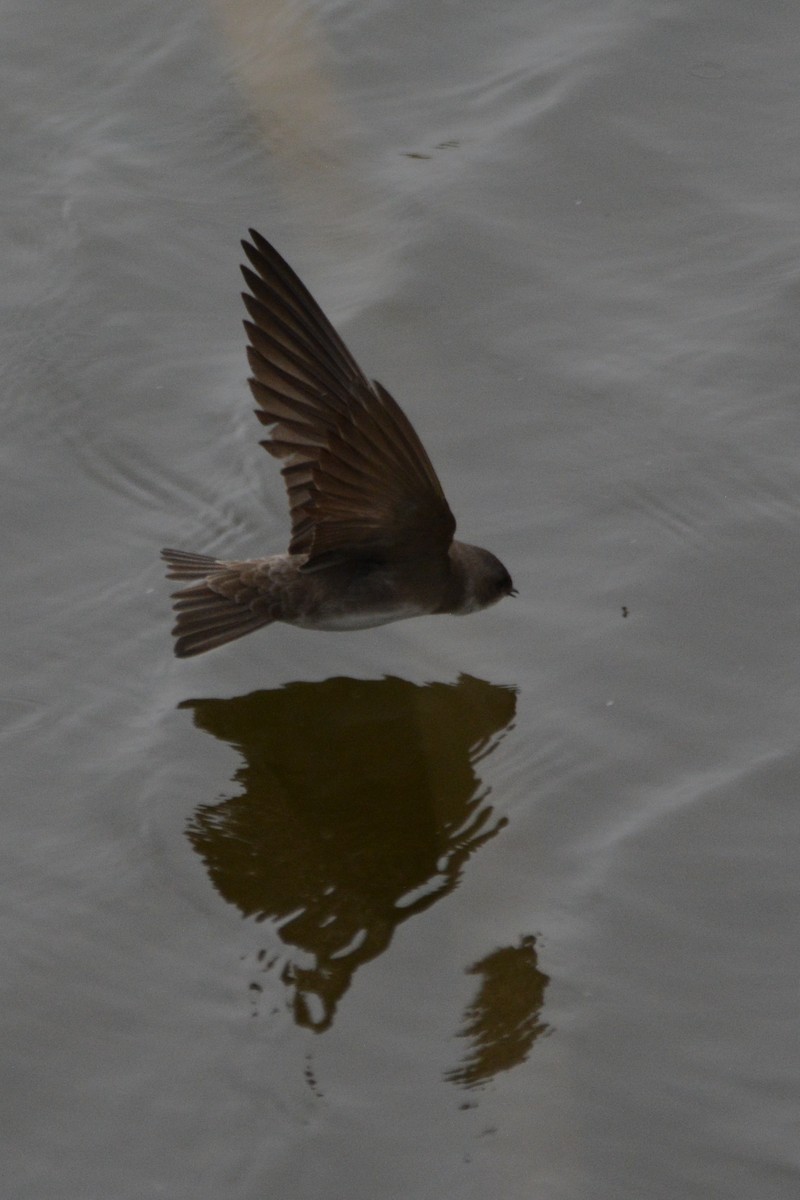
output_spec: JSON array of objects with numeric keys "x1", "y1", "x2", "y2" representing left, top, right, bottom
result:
[{"x1": 3, "y1": 1, "x2": 799, "y2": 1196}]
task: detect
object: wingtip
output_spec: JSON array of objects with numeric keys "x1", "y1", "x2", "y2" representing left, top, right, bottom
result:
[
  {"x1": 244, "y1": 228, "x2": 270, "y2": 261},
  {"x1": 241, "y1": 236, "x2": 259, "y2": 272}
]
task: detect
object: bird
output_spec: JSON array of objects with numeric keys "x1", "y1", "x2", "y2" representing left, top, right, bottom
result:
[{"x1": 162, "y1": 229, "x2": 515, "y2": 657}]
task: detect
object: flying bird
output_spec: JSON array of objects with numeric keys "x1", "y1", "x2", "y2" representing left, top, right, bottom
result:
[{"x1": 162, "y1": 230, "x2": 515, "y2": 657}]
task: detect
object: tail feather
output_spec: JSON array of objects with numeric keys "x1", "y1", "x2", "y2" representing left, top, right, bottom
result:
[
  {"x1": 160, "y1": 548, "x2": 274, "y2": 657},
  {"x1": 161, "y1": 548, "x2": 223, "y2": 580},
  {"x1": 173, "y1": 608, "x2": 272, "y2": 657}
]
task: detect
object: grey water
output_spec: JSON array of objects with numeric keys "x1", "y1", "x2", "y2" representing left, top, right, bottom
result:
[{"x1": 3, "y1": 1, "x2": 799, "y2": 1196}]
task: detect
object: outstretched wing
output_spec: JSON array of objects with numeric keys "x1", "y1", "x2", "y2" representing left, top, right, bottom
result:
[{"x1": 241, "y1": 229, "x2": 456, "y2": 571}]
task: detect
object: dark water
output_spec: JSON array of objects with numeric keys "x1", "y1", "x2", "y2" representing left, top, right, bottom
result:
[{"x1": 3, "y1": 1, "x2": 799, "y2": 1196}]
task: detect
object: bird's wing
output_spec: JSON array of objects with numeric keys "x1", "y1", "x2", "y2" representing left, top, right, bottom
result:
[{"x1": 240, "y1": 229, "x2": 456, "y2": 571}]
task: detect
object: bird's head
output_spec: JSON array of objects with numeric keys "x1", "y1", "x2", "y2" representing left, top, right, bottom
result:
[{"x1": 449, "y1": 542, "x2": 516, "y2": 614}]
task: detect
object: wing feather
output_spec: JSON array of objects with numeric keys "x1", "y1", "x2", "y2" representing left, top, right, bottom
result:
[{"x1": 241, "y1": 230, "x2": 456, "y2": 568}]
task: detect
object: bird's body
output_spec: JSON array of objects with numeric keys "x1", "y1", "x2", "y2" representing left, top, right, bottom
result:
[{"x1": 162, "y1": 231, "x2": 514, "y2": 657}]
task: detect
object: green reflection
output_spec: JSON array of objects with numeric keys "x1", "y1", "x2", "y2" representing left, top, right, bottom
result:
[
  {"x1": 182, "y1": 674, "x2": 516, "y2": 1031},
  {"x1": 446, "y1": 936, "x2": 550, "y2": 1090}
]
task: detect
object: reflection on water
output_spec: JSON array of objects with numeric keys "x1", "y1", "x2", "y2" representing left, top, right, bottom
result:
[
  {"x1": 210, "y1": 0, "x2": 396, "y2": 303},
  {"x1": 446, "y1": 936, "x2": 549, "y2": 1090},
  {"x1": 211, "y1": 0, "x2": 355, "y2": 167},
  {"x1": 182, "y1": 674, "x2": 516, "y2": 1031}
]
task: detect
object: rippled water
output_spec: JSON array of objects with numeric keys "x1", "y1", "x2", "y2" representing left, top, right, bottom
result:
[{"x1": 4, "y1": 1, "x2": 799, "y2": 1196}]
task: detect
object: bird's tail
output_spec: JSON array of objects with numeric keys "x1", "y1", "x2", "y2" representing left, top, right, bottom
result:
[
  {"x1": 160, "y1": 548, "x2": 274, "y2": 658},
  {"x1": 161, "y1": 548, "x2": 223, "y2": 580}
]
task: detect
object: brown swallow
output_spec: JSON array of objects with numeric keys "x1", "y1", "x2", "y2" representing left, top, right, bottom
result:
[{"x1": 162, "y1": 229, "x2": 515, "y2": 657}]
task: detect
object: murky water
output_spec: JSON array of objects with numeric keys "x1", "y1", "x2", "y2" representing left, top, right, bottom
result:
[{"x1": 4, "y1": 1, "x2": 799, "y2": 1196}]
